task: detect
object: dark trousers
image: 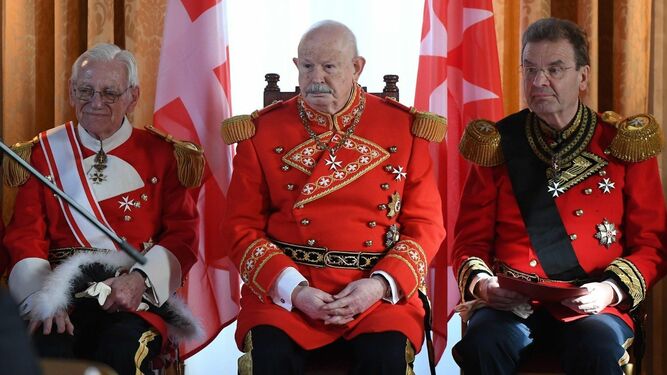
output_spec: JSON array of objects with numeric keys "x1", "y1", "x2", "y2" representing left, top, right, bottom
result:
[
  {"x1": 245, "y1": 325, "x2": 414, "y2": 375},
  {"x1": 453, "y1": 307, "x2": 633, "y2": 375},
  {"x1": 32, "y1": 300, "x2": 162, "y2": 375},
  {"x1": 0, "y1": 288, "x2": 41, "y2": 375}
]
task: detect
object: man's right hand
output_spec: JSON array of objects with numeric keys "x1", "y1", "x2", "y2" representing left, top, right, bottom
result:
[
  {"x1": 291, "y1": 285, "x2": 335, "y2": 320},
  {"x1": 28, "y1": 309, "x2": 74, "y2": 336},
  {"x1": 475, "y1": 276, "x2": 528, "y2": 310}
]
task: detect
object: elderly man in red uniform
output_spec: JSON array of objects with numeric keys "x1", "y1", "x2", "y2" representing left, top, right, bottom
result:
[
  {"x1": 452, "y1": 18, "x2": 667, "y2": 374},
  {"x1": 220, "y1": 20, "x2": 446, "y2": 374},
  {"x1": 3, "y1": 43, "x2": 202, "y2": 375}
]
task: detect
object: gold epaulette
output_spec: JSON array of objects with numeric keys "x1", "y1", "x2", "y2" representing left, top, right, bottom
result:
[
  {"x1": 458, "y1": 119, "x2": 504, "y2": 166},
  {"x1": 3, "y1": 137, "x2": 39, "y2": 187},
  {"x1": 602, "y1": 111, "x2": 663, "y2": 162},
  {"x1": 383, "y1": 97, "x2": 447, "y2": 142},
  {"x1": 412, "y1": 111, "x2": 447, "y2": 142},
  {"x1": 145, "y1": 125, "x2": 204, "y2": 188},
  {"x1": 221, "y1": 101, "x2": 284, "y2": 145}
]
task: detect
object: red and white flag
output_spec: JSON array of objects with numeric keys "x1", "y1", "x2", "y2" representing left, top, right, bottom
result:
[
  {"x1": 415, "y1": 0, "x2": 504, "y2": 363},
  {"x1": 153, "y1": 0, "x2": 239, "y2": 359}
]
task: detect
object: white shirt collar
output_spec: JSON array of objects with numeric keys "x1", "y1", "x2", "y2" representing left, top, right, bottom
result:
[{"x1": 77, "y1": 117, "x2": 132, "y2": 153}]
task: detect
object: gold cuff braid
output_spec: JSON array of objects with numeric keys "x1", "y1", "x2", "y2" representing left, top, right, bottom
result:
[
  {"x1": 457, "y1": 257, "x2": 493, "y2": 302},
  {"x1": 459, "y1": 119, "x2": 504, "y2": 167},
  {"x1": 605, "y1": 258, "x2": 646, "y2": 309},
  {"x1": 603, "y1": 111, "x2": 663, "y2": 162},
  {"x1": 3, "y1": 137, "x2": 38, "y2": 187}
]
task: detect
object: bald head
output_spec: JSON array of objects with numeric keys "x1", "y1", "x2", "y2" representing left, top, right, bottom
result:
[{"x1": 293, "y1": 20, "x2": 366, "y2": 114}]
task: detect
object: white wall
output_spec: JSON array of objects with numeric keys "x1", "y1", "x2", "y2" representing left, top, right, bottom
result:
[{"x1": 185, "y1": 1, "x2": 462, "y2": 373}]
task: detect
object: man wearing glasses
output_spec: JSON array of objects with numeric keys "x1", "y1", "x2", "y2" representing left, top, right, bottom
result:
[
  {"x1": 2, "y1": 43, "x2": 202, "y2": 375},
  {"x1": 452, "y1": 18, "x2": 667, "y2": 374}
]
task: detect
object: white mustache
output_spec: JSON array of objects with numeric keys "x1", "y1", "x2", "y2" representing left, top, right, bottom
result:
[{"x1": 305, "y1": 83, "x2": 333, "y2": 94}]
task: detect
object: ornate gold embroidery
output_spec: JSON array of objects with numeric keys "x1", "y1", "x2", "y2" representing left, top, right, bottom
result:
[
  {"x1": 239, "y1": 239, "x2": 283, "y2": 297},
  {"x1": 605, "y1": 258, "x2": 646, "y2": 308},
  {"x1": 457, "y1": 257, "x2": 493, "y2": 301},
  {"x1": 134, "y1": 329, "x2": 158, "y2": 375},
  {"x1": 545, "y1": 152, "x2": 608, "y2": 193},
  {"x1": 387, "y1": 240, "x2": 427, "y2": 298}
]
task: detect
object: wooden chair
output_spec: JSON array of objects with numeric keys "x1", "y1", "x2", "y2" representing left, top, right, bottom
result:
[{"x1": 263, "y1": 73, "x2": 399, "y2": 107}]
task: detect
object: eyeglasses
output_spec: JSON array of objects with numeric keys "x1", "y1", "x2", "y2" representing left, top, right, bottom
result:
[
  {"x1": 520, "y1": 65, "x2": 574, "y2": 80},
  {"x1": 74, "y1": 86, "x2": 131, "y2": 104}
]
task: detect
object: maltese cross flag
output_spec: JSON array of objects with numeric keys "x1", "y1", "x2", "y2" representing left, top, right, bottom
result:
[
  {"x1": 414, "y1": 0, "x2": 504, "y2": 363},
  {"x1": 153, "y1": 0, "x2": 240, "y2": 359}
]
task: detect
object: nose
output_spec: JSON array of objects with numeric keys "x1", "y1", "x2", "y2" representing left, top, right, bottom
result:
[
  {"x1": 310, "y1": 66, "x2": 325, "y2": 83},
  {"x1": 89, "y1": 91, "x2": 105, "y2": 108},
  {"x1": 532, "y1": 69, "x2": 550, "y2": 86}
]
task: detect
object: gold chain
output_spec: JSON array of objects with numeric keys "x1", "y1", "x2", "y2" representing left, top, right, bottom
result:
[{"x1": 297, "y1": 92, "x2": 366, "y2": 155}]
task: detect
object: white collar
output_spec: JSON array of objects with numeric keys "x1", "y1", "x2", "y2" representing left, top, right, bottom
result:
[{"x1": 77, "y1": 117, "x2": 133, "y2": 153}]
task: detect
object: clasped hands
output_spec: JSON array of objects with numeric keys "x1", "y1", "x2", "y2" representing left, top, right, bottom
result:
[
  {"x1": 291, "y1": 277, "x2": 388, "y2": 325},
  {"x1": 475, "y1": 276, "x2": 616, "y2": 316},
  {"x1": 28, "y1": 271, "x2": 147, "y2": 335}
]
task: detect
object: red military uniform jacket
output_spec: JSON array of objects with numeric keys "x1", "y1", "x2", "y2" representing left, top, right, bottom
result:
[
  {"x1": 3, "y1": 120, "x2": 199, "y2": 320},
  {"x1": 219, "y1": 85, "x2": 446, "y2": 351},
  {"x1": 454, "y1": 106, "x2": 667, "y2": 329}
]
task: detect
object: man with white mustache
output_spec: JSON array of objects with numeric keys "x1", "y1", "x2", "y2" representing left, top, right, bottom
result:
[{"x1": 220, "y1": 20, "x2": 446, "y2": 374}]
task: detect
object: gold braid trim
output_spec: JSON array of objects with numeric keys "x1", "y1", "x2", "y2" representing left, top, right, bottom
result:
[
  {"x1": 603, "y1": 111, "x2": 663, "y2": 162},
  {"x1": 238, "y1": 332, "x2": 253, "y2": 375},
  {"x1": 605, "y1": 258, "x2": 646, "y2": 309},
  {"x1": 459, "y1": 119, "x2": 504, "y2": 167},
  {"x1": 134, "y1": 329, "x2": 158, "y2": 375},
  {"x1": 405, "y1": 339, "x2": 416, "y2": 375},
  {"x1": 145, "y1": 125, "x2": 204, "y2": 188},
  {"x1": 221, "y1": 114, "x2": 257, "y2": 144},
  {"x1": 412, "y1": 111, "x2": 447, "y2": 142},
  {"x1": 3, "y1": 137, "x2": 38, "y2": 187},
  {"x1": 457, "y1": 257, "x2": 493, "y2": 302}
]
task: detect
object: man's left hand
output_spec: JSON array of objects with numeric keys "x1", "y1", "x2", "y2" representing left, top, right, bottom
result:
[
  {"x1": 561, "y1": 282, "x2": 615, "y2": 315},
  {"x1": 321, "y1": 278, "x2": 385, "y2": 325},
  {"x1": 101, "y1": 271, "x2": 147, "y2": 313}
]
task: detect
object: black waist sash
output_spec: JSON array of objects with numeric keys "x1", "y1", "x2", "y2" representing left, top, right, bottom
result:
[{"x1": 497, "y1": 110, "x2": 588, "y2": 281}]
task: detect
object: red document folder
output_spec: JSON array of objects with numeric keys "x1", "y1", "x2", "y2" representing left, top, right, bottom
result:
[{"x1": 497, "y1": 274, "x2": 588, "y2": 302}]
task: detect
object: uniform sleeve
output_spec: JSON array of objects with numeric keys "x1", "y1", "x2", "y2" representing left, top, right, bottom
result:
[
  {"x1": 3, "y1": 147, "x2": 52, "y2": 304},
  {"x1": 133, "y1": 149, "x2": 199, "y2": 306},
  {"x1": 216, "y1": 139, "x2": 298, "y2": 303},
  {"x1": 451, "y1": 164, "x2": 496, "y2": 302},
  {"x1": 372, "y1": 137, "x2": 446, "y2": 299},
  {"x1": 604, "y1": 157, "x2": 667, "y2": 309}
]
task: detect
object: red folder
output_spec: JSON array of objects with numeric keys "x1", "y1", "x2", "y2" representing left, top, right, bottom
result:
[{"x1": 497, "y1": 274, "x2": 588, "y2": 302}]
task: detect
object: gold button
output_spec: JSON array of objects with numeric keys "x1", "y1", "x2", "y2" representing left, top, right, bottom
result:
[
  {"x1": 599, "y1": 170, "x2": 607, "y2": 176},
  {"x1": 529, "y1": 259, "x2": 537, "y2": 267},
  {"x1": 141, "y1": 194, "x2": 148, "y2": 201},
  {"x1": 307, "y1": 239, "x2": 316, "y2": 246},
  {"x1": 281, "y1": 165, "x2": 290, "y2": 171},
  {"x1": 381, "y1": 183, "x2": 390, "y2": 190},
  {"x1": 286, "y1": 184, "x2": 295, "y2": 191},
  {"x1": 378, "y1": 204, "x2": 388, "y2": 210},
  {"x1": 133, "y1": 201, "x2": 141, "y2": 208},
  {"x1": 575, "y1": 209, "x2": 584, "y2": 217},
  {"x1": 124, "y1": 215, "x2": 132, "y2": 222},
  {"x1": 274, "y1": 146, "x2": 284, "y2": 154},
  {"x1": 384, "y1": 165, "x2": 394, "y2": 172},
  {"x1": 604, "y1": 149, "x2": 611, "y2": 155},
  {"x1": 364, "y1": 240, "x2": 373, "y2": 247},
  {"x1": 570, "y1": 234, "x2": 578, "y2": 240},
  {"x1": 150, "y1": 177, "x2": 158, "y2": 184},
  {"x1": 368, "y1": 221, "x2": 377, "y2": 228},
  {"x1": 584, "y1": 188, "x2": 593, "y2": 195},
  {"x1": 300, "y1": 219, "x2": 310, "y2": 226},
  {"x1": 388, "y1": 146, "x2": 398, "y2": 153}
]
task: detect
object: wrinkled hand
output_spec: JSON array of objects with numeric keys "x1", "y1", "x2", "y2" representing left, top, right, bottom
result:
[
  {"x1": 475, "y1": 276, "x2": 528, "y2": 310},
  {"x1": 28, "y1": 309, "x2": 74, "y2": 336},
  {"x1": 291, "y1": 286, "x2": 335, "y2": 321},
  {"x1": 562, "y1": 282, "x2": 614, "y2": 315},
  {"x1": 101, "y1": 271, "x2": 147, "y2": 313},
  {"x1": 321, "y1": 278, "x2": 386, "y2": 325}
]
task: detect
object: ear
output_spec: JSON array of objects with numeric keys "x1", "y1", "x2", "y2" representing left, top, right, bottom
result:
[
  {"x1": 293, "y1": 57, "x2": 299, "y2": 68},
  {"x1": 125, "y1": 86, "x2": 141, "y2": 114},
  {"x1": 68, "y1": 80, "x2": 76, "y2": 107},
  {"x1": 352, "y1": 56, "x2": 366, "y2": 81},
  {"x1": 578, "y1": 65, "x2": 590, "y2": 92}
]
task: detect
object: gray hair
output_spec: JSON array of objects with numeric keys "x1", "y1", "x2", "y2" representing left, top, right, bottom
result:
[
  {"x1": 299, "y1": 20, "x2": 360, "y2": 57},
  {"x1": 70, "y1": 43, "x2": 139, "y2": 86}
]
